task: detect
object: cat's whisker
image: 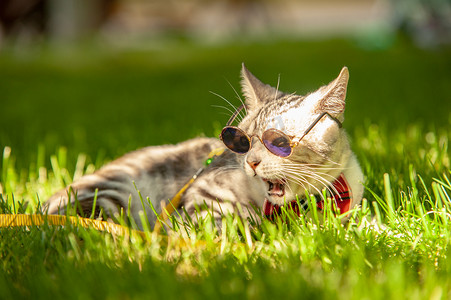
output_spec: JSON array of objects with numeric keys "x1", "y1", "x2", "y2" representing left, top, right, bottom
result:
[
  {"x1": 226, "y1": 80, "x2": 248, "y2": 116},
  {"x1": 281, "y1": 163, "x2": 344, "y2": 176},
  {"x1": 282, "y1": 160, "x2": 342, "y2": 169},
  {"x1": 294, "y1": 150, "x2": 341, "y2": 165},
  {"x1": 215, "y1": 111, "x2": 244, "y2": 124},
  {"x1": 284, "y1": 174, "x2": 309, "y2": 195},
  {"x1": 301, "y1": 161, "x2": 342, "y2": 169},
  {"x1": 211, "y1": 105, "x2": 236, "y2": 117},
  {"x1": 276, "y1": 173, "x2": 296, "y2": 194},
  {"x1": 298, "y1": 161, "x2": 342, "y2": 168},
  {"x1": 292, "y1": 177, "x2": 337, "y2": 200},
  {"x1": 281, "y1": 165, "x2": 339, "y2": 182},
  {"x1": 282, "y1": 165, "x2": 344, "y2": 176},
  {"x1": 210, "y1": 91, "x2": 244, "y2": 123},
  {"x1": 274, "y1": 74, "x2": 281, "y2": 102},
  {"x1": 284, "y1": 180, "x2": 296, "y2": 194},
  {"x1": 210, "y1": 91, "x2": 238, "y2": 110},
  {"x1": 296, "y1": 169, "x2": 337, "y2": 189},
  {"x1": 306, "y1": 171, "x2": 341, "y2": 198},
  {"x1": 283, "y1": 169, "x2": 339, "y2": 198},
  {"x1": 292, "y1": 172, "x2": 339, "y2": 186},
  {"x1": 283, "y1": 171, "x2": 315, "y2": 192}
]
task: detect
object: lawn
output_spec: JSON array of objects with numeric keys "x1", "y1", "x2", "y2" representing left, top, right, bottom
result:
[{"x1": 1, "y1": 37, "x2": 451, "y2": 299}]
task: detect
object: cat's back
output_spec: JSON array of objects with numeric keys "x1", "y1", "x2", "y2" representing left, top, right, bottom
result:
[{"x1": 46, "y1": 137, "x2": 223, "y2": 217}]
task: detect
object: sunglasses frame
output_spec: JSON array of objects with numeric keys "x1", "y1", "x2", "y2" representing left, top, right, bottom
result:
[{"x1": 220, "y1": 105, "x2": 343, "y2": 158}]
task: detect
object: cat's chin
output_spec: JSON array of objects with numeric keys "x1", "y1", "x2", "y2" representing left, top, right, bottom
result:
[{"x1": 265, "y1": 196, "x2": 288, "y2": 206}]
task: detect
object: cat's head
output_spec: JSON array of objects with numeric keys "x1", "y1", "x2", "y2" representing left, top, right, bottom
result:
[{"x1": 229, "y1": 64, "x2": 351, "y2": 206}]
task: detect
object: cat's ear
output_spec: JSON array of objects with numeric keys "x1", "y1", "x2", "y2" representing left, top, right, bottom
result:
[
  {"x1": 317, "y1": 67, "x2": 349, "y2": 116},
  {"x1": 241, "y1": 63, "x2": 284, "y2": 111}
]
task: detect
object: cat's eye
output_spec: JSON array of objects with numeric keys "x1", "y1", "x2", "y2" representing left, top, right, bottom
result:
[
  {"x1": 262, "y1": 129, "x2": 292, "y2": 157},
  {"x1": 221, "y1": 127, "x2": 250, "y2": 154},
  {"x1": 267, "y1": 135, "x2": 290, "y2": 148},
  {"x1": 220, "y1": 108, "x2": 343, "y2": 158}
]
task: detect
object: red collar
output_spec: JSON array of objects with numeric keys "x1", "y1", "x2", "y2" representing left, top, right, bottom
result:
[{"x1": 263, "y1": 173, "x2": 352, "y2": 220}]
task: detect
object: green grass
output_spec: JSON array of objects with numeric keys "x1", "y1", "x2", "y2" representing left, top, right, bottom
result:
[{"x1": 1, "y1": 37, "x2": 451, "y2": 299}]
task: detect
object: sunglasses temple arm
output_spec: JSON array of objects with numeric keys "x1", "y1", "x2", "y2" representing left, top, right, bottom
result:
[
  {"x1": 327, "y1": 112, "x2": 343, "y2": 128},
  {"x1": 225, "y1": 104, "x2": 245, "y2": 126},
  {"x1": 295, "y1": 112, "x2": 342, "y2": 143}
]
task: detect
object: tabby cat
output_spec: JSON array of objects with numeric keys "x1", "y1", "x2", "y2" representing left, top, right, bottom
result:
[{"x1": 46, "y1": 65, "x2": 364, "y2": 229}]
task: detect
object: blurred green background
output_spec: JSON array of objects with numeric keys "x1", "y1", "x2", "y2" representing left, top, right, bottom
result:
[{"x1": 0, "y1": 0, "x2": 450, "y2": 173}]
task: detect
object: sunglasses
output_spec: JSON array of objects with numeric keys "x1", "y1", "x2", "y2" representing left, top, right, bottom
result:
[{"x1": 220, "y1": 107, "x2": 342, "y2": 158}]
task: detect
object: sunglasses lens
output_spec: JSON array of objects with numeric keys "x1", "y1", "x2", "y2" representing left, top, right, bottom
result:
[
  {"x1": 221, "y1": 127, "x2": 250, "y2": 154},
  {"x1": 262, "y1": 130, "x2": 292, "y2": 157}
]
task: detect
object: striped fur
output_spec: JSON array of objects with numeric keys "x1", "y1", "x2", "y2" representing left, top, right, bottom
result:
[{"x1": 46, "y1": 65, "x2": 364, "y2": 229}]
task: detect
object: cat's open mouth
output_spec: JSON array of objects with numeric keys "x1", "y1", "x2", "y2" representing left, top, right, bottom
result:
[{"x1": 263, "y1": 178, "x2": 286, "y2": 198}]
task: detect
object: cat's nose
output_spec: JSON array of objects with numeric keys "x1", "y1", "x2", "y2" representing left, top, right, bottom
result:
[{"x1": 247, "y1": 159, "x2": 261, "y2": 170}]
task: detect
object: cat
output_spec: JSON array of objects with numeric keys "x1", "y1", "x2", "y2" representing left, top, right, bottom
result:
[{"x1": 45, "y1": 64, "x2": 364, "y2": 230}]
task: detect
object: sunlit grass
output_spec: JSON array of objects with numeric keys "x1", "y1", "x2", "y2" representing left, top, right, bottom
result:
[{"x1": 2, "y1": 120, "x2": 451, "y2": 299}]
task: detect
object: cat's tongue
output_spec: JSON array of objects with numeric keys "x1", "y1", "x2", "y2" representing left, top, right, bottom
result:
[{"x1": 264, "y1": 179, "x2": 285, "y2": 197}]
